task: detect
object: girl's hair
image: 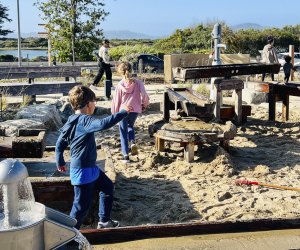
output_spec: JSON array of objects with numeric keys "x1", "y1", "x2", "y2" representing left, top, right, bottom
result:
[
  {"x1": 69, "y1": 85, "x2": 96, "y2": 110},
  {"x1": 117, "y1": 62, "x2": 135, "y2": 81},
  {"x1": 117, "y1": 62, "x2": 132, "y2": 76}
]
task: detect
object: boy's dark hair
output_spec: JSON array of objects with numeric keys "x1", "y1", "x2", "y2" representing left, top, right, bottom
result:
[
  {"x1": 284, "y1": 55, "x2": 292, "y2": 63},
  {"x1": 69, "y1": 85, "x2": 96, "y2": 110}
]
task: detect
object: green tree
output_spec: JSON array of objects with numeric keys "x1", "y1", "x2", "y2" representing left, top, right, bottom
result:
[
  {"x1": 35, "y1": 0, "x2": 109, "y2": 63},
  {"x1": 0, "y1": 3, "x2": 12, "y2": 36}
]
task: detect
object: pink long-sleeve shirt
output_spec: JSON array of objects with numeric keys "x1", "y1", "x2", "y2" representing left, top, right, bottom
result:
[{"x1": 111, "y1": 78, "x2": 150, "y2": 114}]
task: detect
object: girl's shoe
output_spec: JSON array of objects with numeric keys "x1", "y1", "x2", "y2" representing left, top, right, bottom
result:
[
  {"x1": 122, "y1": 155, "x2": 130, "y2": 164},
  {"x1": 130, "y1": 143, "x2": 138, "y2": 155}
]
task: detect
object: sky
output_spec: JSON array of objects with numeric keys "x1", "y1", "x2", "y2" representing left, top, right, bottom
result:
[{"x1": 1, "y1": 0, "x2": 300, "y2": 37}]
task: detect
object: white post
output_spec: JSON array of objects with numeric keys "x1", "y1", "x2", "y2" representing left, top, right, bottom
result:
[{"x1": 17, "y1": 0, "x2": 22, "y2": 66}]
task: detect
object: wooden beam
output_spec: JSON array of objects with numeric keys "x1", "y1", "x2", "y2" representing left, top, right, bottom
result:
[
  {"x1": 81, "y1": 218, "x2": 300, "y2": 244},
  {"x1": 0, "y1": 81, "x2": 79, "y2": 96}
]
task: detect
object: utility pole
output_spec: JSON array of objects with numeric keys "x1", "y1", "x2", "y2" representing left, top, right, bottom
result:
[{"x1": 17, "y1": 0, "x2": 22, "y2": 66}]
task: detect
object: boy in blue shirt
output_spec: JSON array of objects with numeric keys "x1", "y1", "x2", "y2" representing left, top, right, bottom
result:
[{"x1": 55, "y1": 85, "x2": 132, "y2": 229}]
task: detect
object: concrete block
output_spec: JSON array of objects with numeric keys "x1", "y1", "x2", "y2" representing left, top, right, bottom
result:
[{"x1": 12, "y1": 129, "x2": 46, "y2": 158}]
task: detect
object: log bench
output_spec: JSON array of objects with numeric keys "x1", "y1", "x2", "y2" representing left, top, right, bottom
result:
[
  {"x1": 0, "y1": 65, "x2": 81, "y2": 83},
  {"x1": 0, "y1": 66, "x2": 82, "y2": 102}
]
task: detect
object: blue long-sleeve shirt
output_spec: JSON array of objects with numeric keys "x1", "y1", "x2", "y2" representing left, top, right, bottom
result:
[{"x1": 55, "y1": 110, "x2": 128, "y2": 185}]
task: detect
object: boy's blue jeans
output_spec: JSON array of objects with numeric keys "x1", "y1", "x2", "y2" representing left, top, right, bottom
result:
[
  {"x1": 119, "y1": 112, "x2": 139, "y2": 156},
  {"x1": 70, "y1": 170, "x2": 114, "y2": 229}
]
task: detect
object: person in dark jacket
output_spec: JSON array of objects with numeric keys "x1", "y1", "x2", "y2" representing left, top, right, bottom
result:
[
  {"x1": 283, "y1": 55, "x2": 297, "y2": 83},
  {"x1": 55, "y1": 85, "x2": 132, "y2": 229}
]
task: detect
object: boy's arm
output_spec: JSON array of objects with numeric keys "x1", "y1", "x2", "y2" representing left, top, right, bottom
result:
[
  {"x1": 55, "y1": 134, "x2": 69, "y2": 168},
  {"x1": 85, "y1": 109, "x2": 129, "y2": 133}
]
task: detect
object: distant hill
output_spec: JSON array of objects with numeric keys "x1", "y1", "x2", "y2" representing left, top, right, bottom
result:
[
  {"x1": 230, "y1": 23, "x2": 266, "y2": 31},
  {"x1": 5, "y1": 30, "x2": 161, "y2": 40},
  {"x1": 104, "y1": 30, "x2": 159, "y2": 40}
]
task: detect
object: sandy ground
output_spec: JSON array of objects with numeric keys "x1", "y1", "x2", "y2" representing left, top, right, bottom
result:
[{"x1": 90, "y1": 82, "x2": 300, "y2": 228}]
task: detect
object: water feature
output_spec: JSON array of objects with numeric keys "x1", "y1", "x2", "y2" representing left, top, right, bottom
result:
[
  {"x1": 0, "y1": 50, "x2": 47, "y2": 59},
  {"x1": 0, "y1": 159, "x2": 86, "y2": 250}
]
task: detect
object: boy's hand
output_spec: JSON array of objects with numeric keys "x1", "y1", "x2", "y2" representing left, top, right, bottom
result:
[
  {"x1": 122, "y1": 105, "x2": 133, "y2": 113},
  {"x1": 57, "y1": 165, "x2": 67, "y2": 172}
]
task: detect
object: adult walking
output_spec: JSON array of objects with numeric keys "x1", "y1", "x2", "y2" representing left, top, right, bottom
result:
[
  {"x1": 91, "y1": 39, "x2": 112, "y2": 88},
  {"x1": 261, "y1": 36, "x2": 279, "y2": 81}
]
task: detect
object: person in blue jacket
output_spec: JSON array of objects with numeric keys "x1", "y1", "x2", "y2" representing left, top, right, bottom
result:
[{"x1": 55, "y1": 85, "x2": 132, "y2": 229}]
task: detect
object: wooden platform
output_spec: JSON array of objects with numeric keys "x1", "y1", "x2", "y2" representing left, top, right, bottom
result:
[{"x1": 154, "y1": 120, "x2": 236, "y2": 162}]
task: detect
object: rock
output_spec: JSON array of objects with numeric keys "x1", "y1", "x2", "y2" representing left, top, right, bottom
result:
[
  {"x1": 15, "y1": 103, "x2": 63, "y2": 130},
  {"x1": 218, "y1": 191, "x2": 233, "y2": 202}
]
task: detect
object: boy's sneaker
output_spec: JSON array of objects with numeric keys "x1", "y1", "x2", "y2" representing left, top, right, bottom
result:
[
  {"x1": 122, "y1": 155, "x2": 130, "y2": 164},
  {"x1": 130, "y1": 143, "x2": 138, "y2": 155},
  {"x1": 97, "y1": 219, "x2": 120, "y2": 229}
]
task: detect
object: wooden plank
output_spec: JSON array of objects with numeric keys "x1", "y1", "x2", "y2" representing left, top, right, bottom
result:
[
  {"x1": 81, "y1": 218, "x2": 300, "y2": 244},
  {"x1": 173, "y1": 63, "x2": 281, "y2": 81},
  {"x1": 0, "y1": 81, "x2": 80, "y2": 96}
]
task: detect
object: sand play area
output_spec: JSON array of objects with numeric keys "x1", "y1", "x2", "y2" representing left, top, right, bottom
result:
[{"x1": 89, "y1": 83, "x2": 300, "y2": 228}]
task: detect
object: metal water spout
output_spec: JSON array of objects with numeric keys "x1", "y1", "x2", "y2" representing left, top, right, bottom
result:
[
  {"x1": 0, "y1": 159, "x2": 28, "y2": 227},
  {"x1": 210, "y1": 23, "x2": 227, "y2": 107},
  {"x1": 0, "y1": 159, "x2": 78, "y2": 250}
]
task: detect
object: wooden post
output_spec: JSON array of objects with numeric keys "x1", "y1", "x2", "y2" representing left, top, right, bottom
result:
[
  {"x1": 289, "y1": 45, "x2": 295, "y2": 81},
  {"x1": 234, "y1": 89, "x2": 242, "y2": 125},
  {"x1": 184, "y1": 142, "x2": 194, "y2": 163},
  {"x1": 268, "y1": 84, "x2": 276, "y2": 121},
  {"x1": 214, "y1": 89, "x2": 222, "y2": 121},
  {"x1": 155, "y1": 137, "x2": 165, "y2": 152},
  {"x1": 163, "y1": 91, "x2": 170, "y2": 122},
  {"x1": 282, "y1": 93, "x2": 289, "y2": 121}
]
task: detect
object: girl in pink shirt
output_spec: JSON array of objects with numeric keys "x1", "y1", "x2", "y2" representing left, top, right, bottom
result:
[{"x1": 111, "y1": 62, "x2": 149, "y2": 163}]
